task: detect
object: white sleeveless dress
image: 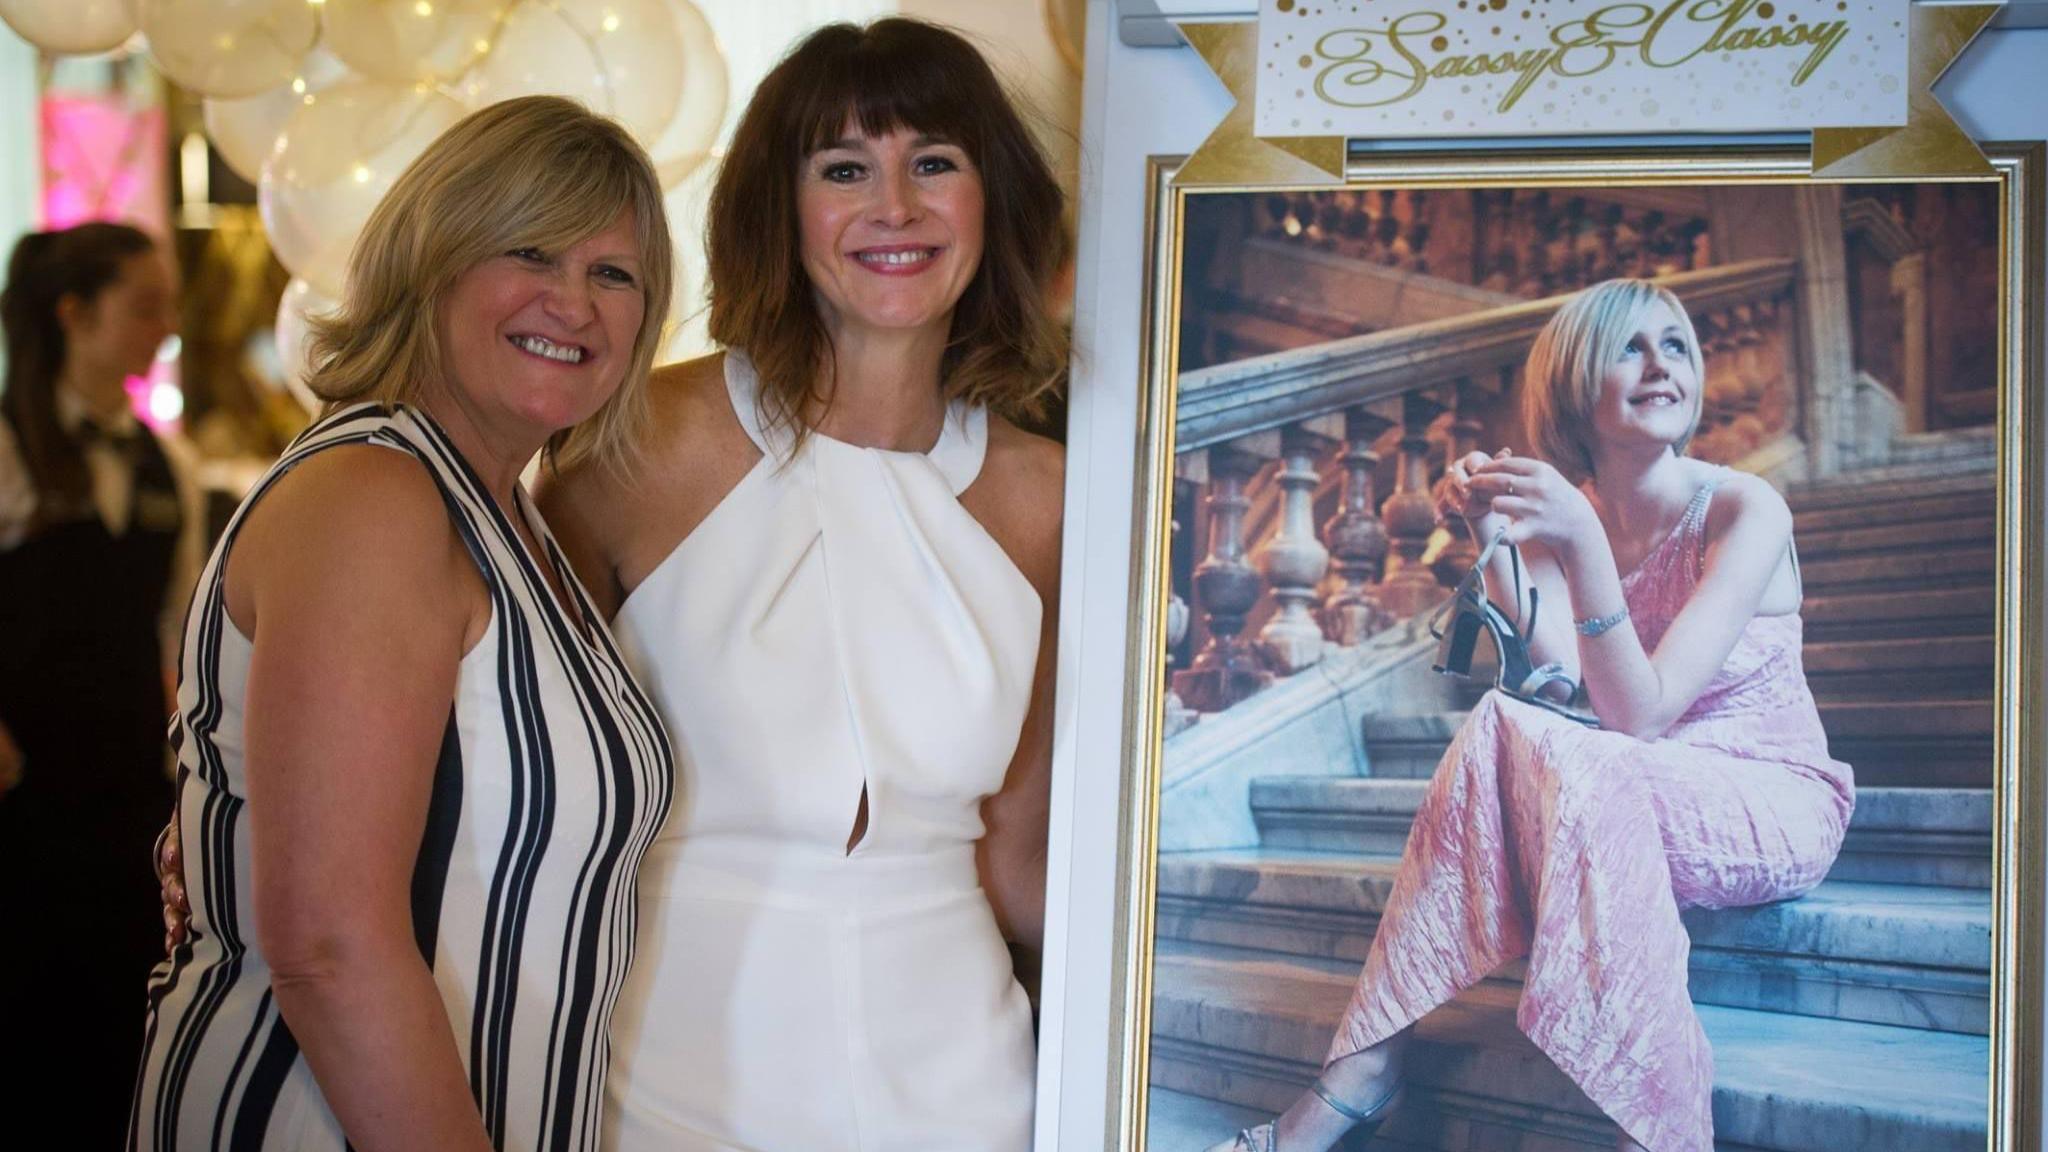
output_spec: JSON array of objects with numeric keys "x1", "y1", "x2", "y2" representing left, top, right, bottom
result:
[{"x1": 602, "y1": 352, "x2": 1041, "y2": 1151}]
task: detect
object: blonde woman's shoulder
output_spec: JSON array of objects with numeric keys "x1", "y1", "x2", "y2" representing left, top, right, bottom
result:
[{"x1": 1703, "y1": 465, "x2": 1793, "y2": 540}]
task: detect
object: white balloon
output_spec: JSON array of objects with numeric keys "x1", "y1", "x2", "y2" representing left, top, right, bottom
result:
[
  {"x1": 323, "y1": 0, "x2": 507, "y2": 85},
  {"x1": 259, "y1": 80, "x2": 467, "y2": 298},
  {"x1": 272, "y1": 277, "x2": 336, "y2": 415},
  {"x1": 649, "y1": 0, "x2": 727, "y2": 190},
  {"x1": 202, "y1": 48, "x2": 355, "y2": 185},
  {"x1": 138, "y1": 0, "x2": 319, "y2": 99},
  {"x1": 0, "y1": 0, "x2": 136, "y2": 55},
  {"x1": 459, "y1": 0, "x2": 685, "y2": 145}
]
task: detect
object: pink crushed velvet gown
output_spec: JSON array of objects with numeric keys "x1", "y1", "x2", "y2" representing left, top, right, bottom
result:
[{"x1": 1328, "y1": 469, "x2": 1856, "y2": 1152}]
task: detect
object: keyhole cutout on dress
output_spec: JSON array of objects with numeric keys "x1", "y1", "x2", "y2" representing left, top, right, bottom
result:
[{"x1": 845, "y1": 785, "x2": 870, "y2": 855}]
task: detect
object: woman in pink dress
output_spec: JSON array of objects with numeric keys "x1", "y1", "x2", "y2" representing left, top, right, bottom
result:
[{"x1": 1209, "y1": 278, "x2": 1855, "y2": 1152}]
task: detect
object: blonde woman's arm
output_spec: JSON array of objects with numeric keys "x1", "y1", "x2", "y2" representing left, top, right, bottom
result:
[
  {"x1": 1474, "y1": 458, "x2": 1791, "y2": 738},
  {"x1": 228, "y1": 447, "x2": 496, "y2": 1152}
]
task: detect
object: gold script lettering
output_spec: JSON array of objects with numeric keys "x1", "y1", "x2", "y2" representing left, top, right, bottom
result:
[{"x1": 1307, "y1": 0, "x2": 1859, "y2": 117}]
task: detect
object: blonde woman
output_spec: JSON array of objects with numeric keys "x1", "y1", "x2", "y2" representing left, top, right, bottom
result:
[
  {"x1": 1211, "y1": 280, "x2": 1854, "y2": 1152},
  {"x1": 131, "y1": 96, "x2": 675, "y2": 1152}
]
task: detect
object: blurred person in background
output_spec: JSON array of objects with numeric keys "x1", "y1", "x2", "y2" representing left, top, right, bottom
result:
[{"x1": 0, "y1": 220, "x2": 194, "y2": 1143}]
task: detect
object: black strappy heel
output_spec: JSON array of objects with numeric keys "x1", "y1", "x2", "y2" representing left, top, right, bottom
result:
[{"x1": 1430, "y1": 526, "x2": 1598, "y2": 727}]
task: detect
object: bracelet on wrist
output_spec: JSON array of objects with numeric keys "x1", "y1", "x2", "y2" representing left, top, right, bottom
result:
[{"x1": 1574, "y1": 605, "x2": 1630, "y2": 637}]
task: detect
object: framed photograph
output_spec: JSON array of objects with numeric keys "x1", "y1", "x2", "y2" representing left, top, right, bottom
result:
[
  {"x1": 1034, "y1": 7, "x2": 2048, "y2": 1150},
  {"x1": 1112, "y1": 145, "x2": 2042, "y2": 1149}
]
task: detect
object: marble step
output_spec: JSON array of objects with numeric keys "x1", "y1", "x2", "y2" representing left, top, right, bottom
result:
[
  {"x1": 1356, "y1": 712, "x2": 1472, "y2": 780},
  {"x1": 1801, "y1": 634, "x2": 1992, "y2": 700},
  {"x1": 1795, "y1": 546, "x2": 1995, "y2": 594},
  {"x1": 1147, "y1": 1088, "x2": 1424, "y2": 1152},
  {"x1": 1878, "y1": 427, "x2": 1999, "y2": 470},
  {"x1": 1793, "y1": 491, "x2": 1996, "y2": 536},
  {"x1": 1787, "y1": 465, "x2": 1994, "y2": 514},
  {"x1": 1254, "y1": 777, "x2": 1993, "y2": 888},
  {"x1": 1145, "y1": 1087, "x2": 1274, "y2": 1151},
  {"x1": 1154, "y1": 848, "x2": 1990, "y2": 1035},
  {"x1": 1146, "y1": 1088, "x2": 1423, "y2": 1151},
  {"x1": 1149, "y1": 939, "x2": 1988, "y2": 1152},
  {"x1": 1818, "y1": 701, "x2": 1993, "y2": 788},
  {"x1": 1357, "y1": 704, "x2": 1992, "y2": 790},
  {"x1": 1793, "y1": 514, "x2": 1996, "y2": 560},
  {"x1": 1800, "y1": 585, "x2": 1995, "y2": 642}
]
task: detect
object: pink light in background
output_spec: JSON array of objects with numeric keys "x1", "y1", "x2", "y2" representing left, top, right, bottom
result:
[
  {"x1": 40, "y1": 95, "x2": 166, "y2": 232},
  {"x1": 39, "y1": 94, "x2": 182, "y2": 433}
]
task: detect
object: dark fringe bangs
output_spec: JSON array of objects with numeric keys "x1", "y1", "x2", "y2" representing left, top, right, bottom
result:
[{"x1": 787, "y1": 24, "x2": 995, "y2": 160}]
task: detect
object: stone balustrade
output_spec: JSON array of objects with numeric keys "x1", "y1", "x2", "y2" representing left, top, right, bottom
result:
[
  {"x1": 1169, "y1": 258, "x2": 1803, "y2": 720},
  {"x1": 1246, "y1": 187, "x2": 1714, "y2": 303}
]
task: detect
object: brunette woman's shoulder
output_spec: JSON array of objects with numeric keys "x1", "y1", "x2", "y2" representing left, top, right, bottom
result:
[
  {"x1": 647, "y1": 353, "x2": 730, "y2": 434},
  {"x1": 645, "y1": 350, "x2": 757, "y2": 480},
  {"x1": 972, "y1": 416, "x2": 1066, "y2": 598}
]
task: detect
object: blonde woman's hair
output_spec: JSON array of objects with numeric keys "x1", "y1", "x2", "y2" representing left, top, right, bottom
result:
[
  {"x1": 304, "y1": 95, "x2": 674, "y2": 471},
  {"x1": 1522, "y1": 278, "x2": 1706, "y2": 483}
]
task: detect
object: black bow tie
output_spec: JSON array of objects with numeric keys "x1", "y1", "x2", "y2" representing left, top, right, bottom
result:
[{"x1": 76, "y1": 416, "x2": 143, "y2": 449}]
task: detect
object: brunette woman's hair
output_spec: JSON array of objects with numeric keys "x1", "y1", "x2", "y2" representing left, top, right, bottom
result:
[
  {"x1": 705, "y1": 18, "x2": 1067, "y2": 448},
  {"x1": 1, "y1": 221, "x2": 156, "y2": 514}
]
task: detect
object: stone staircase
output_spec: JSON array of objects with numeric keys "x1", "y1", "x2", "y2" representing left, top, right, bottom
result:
[{"x1": 1148, "y1": 444, "x2": 1997, "y2": 1150}]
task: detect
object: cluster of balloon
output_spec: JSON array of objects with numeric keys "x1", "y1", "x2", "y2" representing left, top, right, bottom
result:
[{"x1": 1, "y1": 0, "x2": 730, "y2": 411}]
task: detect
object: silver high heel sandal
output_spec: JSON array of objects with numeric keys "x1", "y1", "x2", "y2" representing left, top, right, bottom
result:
[{"x1": 1201, "y1": 1079, "x2": 1404, "y2": 1151}]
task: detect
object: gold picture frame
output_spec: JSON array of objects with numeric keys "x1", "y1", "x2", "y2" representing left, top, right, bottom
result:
[{"x1": 1114, "y1": 142, "x2": 2044, "y2": 1150}]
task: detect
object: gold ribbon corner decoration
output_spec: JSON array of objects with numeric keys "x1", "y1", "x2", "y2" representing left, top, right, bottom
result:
[
  {"x1": 1175, "y1": 20, "x2": 1346, "y2": 187},
  {"x1": 1812, "y1": 3, "x2": 1999, "y2": 179}
]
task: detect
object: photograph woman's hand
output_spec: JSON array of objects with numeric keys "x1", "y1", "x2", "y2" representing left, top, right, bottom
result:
[
  {"x1": 1436, "y1": 449, "x2": 1506, "y2": 526},
  {"x1": 1466, "y1": 454, "x2": 1600, "y2": 554}
]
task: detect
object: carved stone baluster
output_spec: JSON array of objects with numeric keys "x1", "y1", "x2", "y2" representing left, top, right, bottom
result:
[
  {"x1": 1162, "y1": 592, "x2": 1196, "y2": 737},
  {"x1": 1261, "y1": 193, "x2": 1291, "y2": 239},
  {"x1": 1430, "y1": 380, "x2": 1487, "y2": 588},
  {"x1": 1372, "y1": 214, "x2": 1401, "y2": 266},
  {"x1": 1378, "y1": 392, "x2": 1447, "y2": 618},
  {"x1": 1174, "y1": 445, "x2": 1272, "y2": 712},
  {"x1": 1694, "y1": 309, "x2": 1735, "y2": 460},
  {"x1": 1255, "y1": 422, "x2": 1338, "y2": 674},
  {"x1": 1163, "y1": 476, "x2": 1199, "y2": 737},
  {"x1": 1316, "y1": 198, "x2": 1345, "y2": 252},
  {"x1": 1322, "y1": 406, "x2": 1394, "y2": 645},
  {"x1": 1754, "y1": 296, "x2": 1793, "y2": 438},
  {"x1": 1594, "y1": 203, "x2": 1624, "y2": 280},
  {"x1": 1340, "y1": 193, "x2": 1373, "y2": 259},
  {"x1": 1730, "y1": 302, "x2": 1772, "y2": 455},
  {"x1": 1402, "y1": 221, "x2": 1431, "y2": 274},
  {"x1": 1890, "y1": 252, "x2": 1929, "y2": 432}
]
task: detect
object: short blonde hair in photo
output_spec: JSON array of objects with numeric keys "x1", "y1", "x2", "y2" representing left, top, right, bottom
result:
[{"x1": 1521, "y1": 278, "x2": 1706, "y2": 484}]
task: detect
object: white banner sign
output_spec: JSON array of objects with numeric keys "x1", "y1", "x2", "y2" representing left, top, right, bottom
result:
[{"x1": 1254, "y1": 0, "x2": 1909, "y2": 139}]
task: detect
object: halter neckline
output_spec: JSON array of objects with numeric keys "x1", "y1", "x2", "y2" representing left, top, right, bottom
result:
[{"x1": 723, "y1": 349, "x2": 987, "y2": 495}]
